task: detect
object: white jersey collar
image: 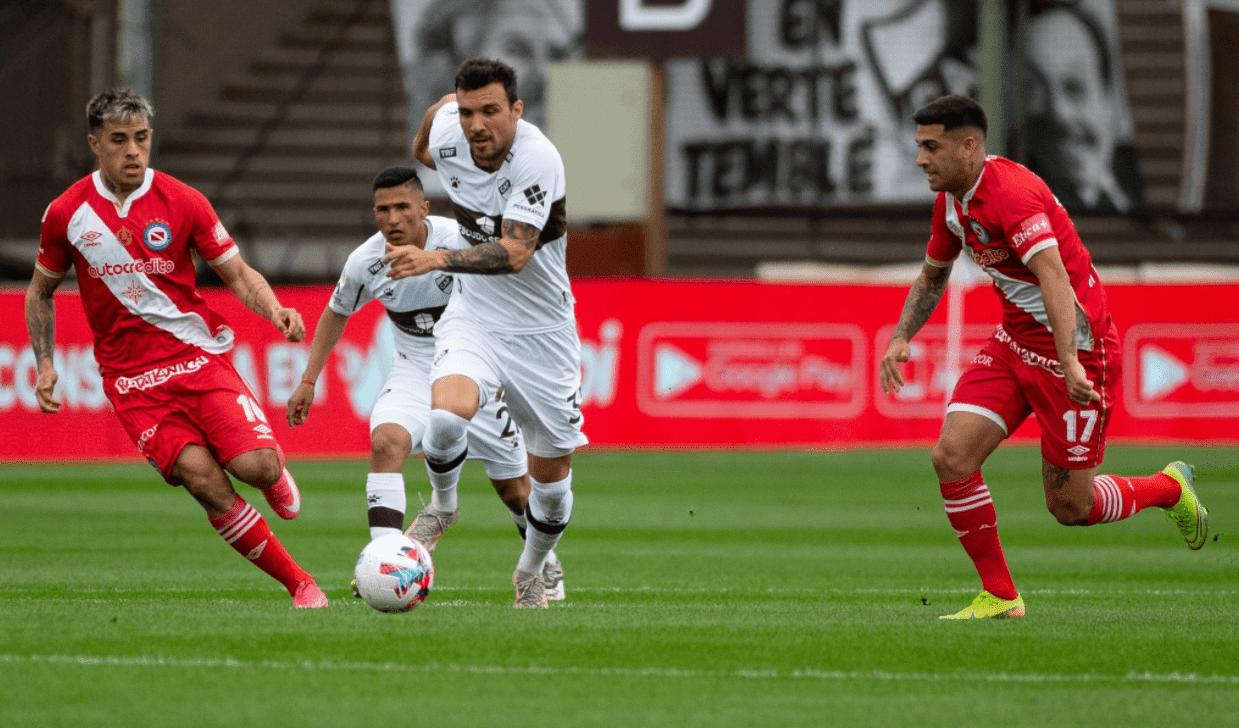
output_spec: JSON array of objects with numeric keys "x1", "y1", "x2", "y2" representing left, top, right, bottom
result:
[
  {"x1": 92, "y1": 168, "x2": 155, "y2": 218},
  {"x1": 949, "y1": 158, "x2": 988, "y2": 216}
]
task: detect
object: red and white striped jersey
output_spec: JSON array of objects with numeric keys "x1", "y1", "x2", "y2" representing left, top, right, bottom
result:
[
  {"x1": 925, "y1": 155, "x2": 1114, "y2": 354},
  {"x1": 37, "y1": 169, "x2": 240, "y2": 376}
]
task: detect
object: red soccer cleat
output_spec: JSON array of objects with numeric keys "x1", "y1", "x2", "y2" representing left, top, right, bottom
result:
[
  {"x1": 263, "y1": 468, "x2": 302, "y2": 520},
  {"x1": 292, "y1": 580, "x2": 328, "y2": 609}
]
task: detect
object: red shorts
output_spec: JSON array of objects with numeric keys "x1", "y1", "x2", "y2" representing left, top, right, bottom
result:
[
  {"x1": 104, "y1": 353, "x2": 283, "y2": 484},
  {"x1": 948, "y1": 325, "x2": 1121, "y2": 470}
]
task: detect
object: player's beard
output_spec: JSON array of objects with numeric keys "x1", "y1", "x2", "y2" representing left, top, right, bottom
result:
[{"x1": 471, "y1": 139, "x2": 505, "y2": 166}]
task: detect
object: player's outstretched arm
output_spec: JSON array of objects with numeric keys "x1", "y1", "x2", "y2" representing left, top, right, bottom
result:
[
  {"x1": 24, "y1": 269, "x2": 64, "y2": 413},
  {"x1": 287, "y1": 306, "x2": 350, "y2": 428},
  {"x1": 384, "y1": 218, "x2": 540, "y2": 279},
  {"x1": 411, "y1": 93, "x2": 456, "y2": 169},
  {"x1": 880, "y1": 262, "x2": 951, "y2": 395},
  {"x1": 1026, "y1": 247, "x2": 1099, "y2": 405},
  {"x1": 213, "y1": 255, "x2": 305, "y2": 342}
]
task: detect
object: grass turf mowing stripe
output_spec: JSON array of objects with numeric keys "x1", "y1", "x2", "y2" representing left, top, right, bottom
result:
[{"x1": 4, "y1": 652, "x2": 1238, "y2": 686}]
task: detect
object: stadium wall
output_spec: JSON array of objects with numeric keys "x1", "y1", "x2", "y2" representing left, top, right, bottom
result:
[{"x1": 1, "y1": 280, "x2": 1236, "y2": 463}]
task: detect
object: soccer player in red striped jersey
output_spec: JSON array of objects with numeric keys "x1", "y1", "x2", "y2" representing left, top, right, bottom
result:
[
  {"x1": 24, "y1": 88, "x2": 327, "y2": 609},
  {"x1": 879, "y1": 95, "x2": 1209, "y2": 620}
]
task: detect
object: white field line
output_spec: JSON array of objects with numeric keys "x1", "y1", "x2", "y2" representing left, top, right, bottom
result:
[
  {"x1": 1, "y1": 585, "x2": 1237, "y2": 597},
  {"x1": 0, "y1": 652, "x2": 1236, "y2": 686}
]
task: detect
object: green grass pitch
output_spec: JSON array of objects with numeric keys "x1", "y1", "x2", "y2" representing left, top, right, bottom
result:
[{"x1": 1, "y1": 446, "x2": 1235, "y2": 727}]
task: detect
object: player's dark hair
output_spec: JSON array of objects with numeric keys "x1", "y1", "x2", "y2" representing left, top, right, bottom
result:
[
  {"x1": 372, "y1": 166, "x2": 423, "y2": 193},
  {"x1": 913, "y1": 95, "x2": 988, "y2": 137},
  {"x1": 87, "y1": 88, "x2": 154, "y2": 133},
  {"x1": 455, "y1": 57, "x2": 519, "y2": 106}
]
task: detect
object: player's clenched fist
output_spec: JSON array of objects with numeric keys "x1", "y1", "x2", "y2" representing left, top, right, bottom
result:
[
  {"x1": 1061, "y1": 358, "x2": 1100, "y2": 405},
  {"x1": 272, "y1": 307, "x2": 305, "y2": 342},
  {"x1": 36, "y1": 367, "x2": 62, "y2": 413},
  {"x1": 880, "y1": 337, "x2": 911, "y2": 395},
  {"x1": 286, "y1": 381, "x2": 314, "y2": 428},
  {"x1": 383, "y1": 243, "x2": 444, "y2": 280}
]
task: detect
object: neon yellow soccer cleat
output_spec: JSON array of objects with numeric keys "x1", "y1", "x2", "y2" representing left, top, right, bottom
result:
[
  {"x1": 940, "y1": 591, "x2": 1026, "y2": 620},
  {"x1": 1162, "y1": 461, "x2": 1209, "y2": 550}
]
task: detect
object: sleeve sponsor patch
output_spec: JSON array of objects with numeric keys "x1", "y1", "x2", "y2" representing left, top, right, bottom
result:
[
  {"x1": 439, "y1": 147, "x2": 456, "y2": 158},
  {"x1": 1011, "y1": 213, "x2": 1052, "y2": 250},
  {"x1": 212, "y1": 220, "x2": 230, "y2": 243}
]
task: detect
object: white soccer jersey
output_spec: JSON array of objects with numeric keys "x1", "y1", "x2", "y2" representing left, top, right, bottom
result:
[
  {"x1": 329, "y1": 215, "x2": 465, "y2": 355},
  {"x1": 428, "y1": 102, "x2": 575, "y2": 334}
]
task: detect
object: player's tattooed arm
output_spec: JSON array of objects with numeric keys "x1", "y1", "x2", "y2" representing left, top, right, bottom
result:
[
  {"x1": 25, "y1": 269, "x2": 64, "y2": 412},
  {"x1": 1027, "y1": 246, "x2": 1098, "y2": 405},
  {"x1": 893, "y1": 263, "x2": 951, "y2": 342},
  {"x1": 214, "y1": 255, "x2": 306, "y2": 342},
  {"x1": 879, "y1": 262, "x2": 950, "y2": 396},
  {"x1": 441, "y1": 219, "x2": 540, "y2": 275}
]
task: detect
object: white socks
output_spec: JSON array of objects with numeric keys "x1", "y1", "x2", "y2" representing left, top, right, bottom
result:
[
  {"x1": 422, "y1": 409, "x2": 469, "y2": 513},
  {"x1": 516, "y1": 470, "x2": 573, "y2": 574},
  {"x1": 510, "y1": 508, "x2": 556, "y2": 565},
  {"x1": 366, "y1": 472, "x2": 406, "y2": 540}
]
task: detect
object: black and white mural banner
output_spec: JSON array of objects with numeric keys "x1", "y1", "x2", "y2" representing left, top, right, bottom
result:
[{"x1": 664, "y1": 0, "x2": 1144, "y2": 211}]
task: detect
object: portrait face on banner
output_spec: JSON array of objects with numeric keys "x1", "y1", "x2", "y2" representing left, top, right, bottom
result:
[
  {"x1": 391, "y1": 0, "x2": 584, "y2": 193},
  {"x1": 1023, "y1": 0, "x2": 1145, "y2": 212}
]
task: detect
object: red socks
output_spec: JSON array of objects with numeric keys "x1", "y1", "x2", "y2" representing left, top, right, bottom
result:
[
  {"x1": 940, "y1": 471, "x2": 1018, "y2": 601},
  {"x1": 940, "y1": 469, "x2": 1181, "y2": 599},
  {"x1": 1085, "y1": 473, "x2": 1181, "y2": 525},
  {"x1": 209, "y1": 496, "x2": 312, "y2": 595}
]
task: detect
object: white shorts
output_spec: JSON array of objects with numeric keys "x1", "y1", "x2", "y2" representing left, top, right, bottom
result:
[
  {"x1": 370, "y1": 349, "x2": 527, "y2": 480},
  {"x1": 431, "y1": 314, "x2": 588, "y2": 458}
]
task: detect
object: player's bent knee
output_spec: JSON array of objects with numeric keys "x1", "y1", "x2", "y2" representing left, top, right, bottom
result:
[
  {"x1": 175, "y1": 451, "x2": 238, "y2": 514},
  {"x1": 430, "y1": 375, "x2": 481, "y2": 419},
  {"x1": 529, "y1": 453, "x2": 572, "y2": 483},
  {"x1": 425, "y1": 409, "x2": 469, "y2": 451},
  {"x1": 226, "y1": 449, "x2": 282, "y2": 489},
  {"x1": 1046, "y1": 497, "x2": 1090, "y2": 526},
  {"x1": 930, "y1": 443, "x2": 976, "y2": 481},
  {"x1": 370, "y1": 424, "x2": 412, "y2": 463}
]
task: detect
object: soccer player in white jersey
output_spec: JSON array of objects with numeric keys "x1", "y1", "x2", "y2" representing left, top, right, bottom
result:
[
  {"x1": 286, "y1": 166, "x2": 563, "y2": 599},
  {"x1": 383, "y1": 57, "x2": 585, "y2": 608}
]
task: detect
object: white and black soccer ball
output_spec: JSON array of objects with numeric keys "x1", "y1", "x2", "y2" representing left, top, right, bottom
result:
[{"x1": 354, "y1": 534, "x2": 435, "y2": 612}]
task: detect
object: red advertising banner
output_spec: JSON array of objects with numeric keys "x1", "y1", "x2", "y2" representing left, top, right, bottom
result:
[{"x1": 2, "y1": 280, "x2": 1237, "y2": 462}]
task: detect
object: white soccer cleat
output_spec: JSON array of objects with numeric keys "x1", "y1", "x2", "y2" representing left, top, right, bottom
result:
[
  {"x1": 513, "y1": 569, "x2": 547, "y2": 608},
  {"x1": 541, "y1": 560, "x2": 565, "y2": 601}
]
